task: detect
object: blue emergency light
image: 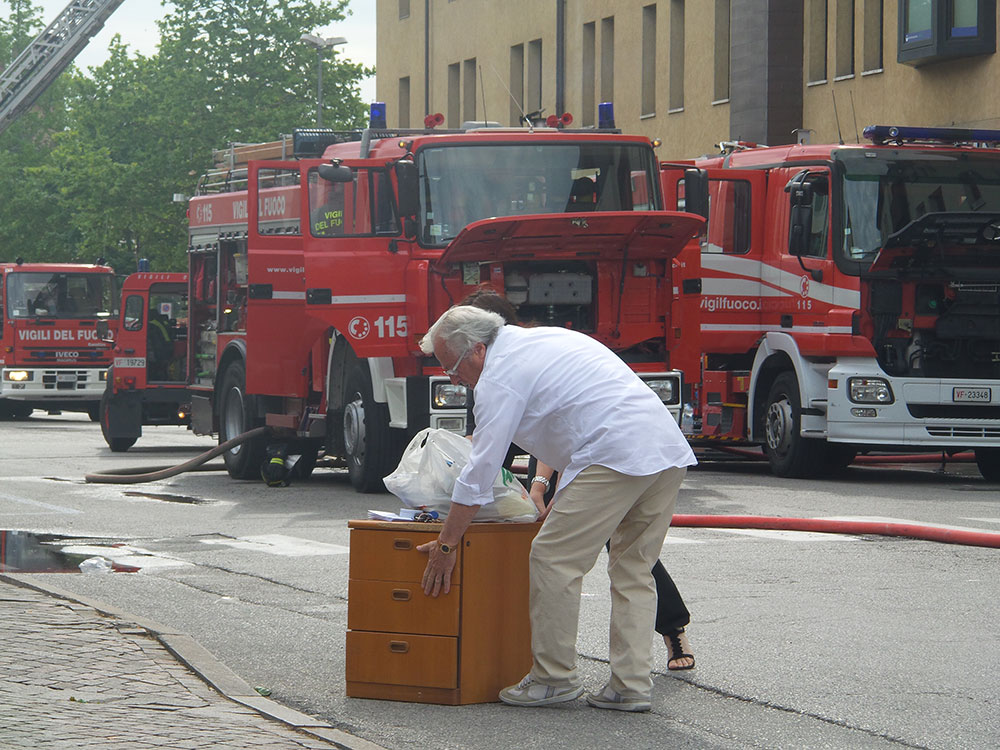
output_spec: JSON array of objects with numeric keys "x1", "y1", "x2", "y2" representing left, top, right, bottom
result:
[
  {"x1": 137, "y1": 258, "x2": 150, "y2": 272},
  {"x1": 598, "y1": 102, "x2": 615, "y2": 130},
  {"x1": 369, "y1": 102, "x2": 387, "y2": 129},
  {"x1": 863, "y1": 124, "x2": 1000, "y2": 145}
]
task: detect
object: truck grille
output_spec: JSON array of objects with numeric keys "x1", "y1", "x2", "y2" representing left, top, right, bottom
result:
[
  {"x1": 908, "y1": 404, "x2": 1000, "y2": 419},
  {"x1": 41, "y1": 370, "x2": 90, "y2": 390},
  {"x1": 925, "y1": 426, "x2": 1000, "y2": 439}
]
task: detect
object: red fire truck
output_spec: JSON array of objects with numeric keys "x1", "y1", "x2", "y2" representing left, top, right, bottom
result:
[
  {"x1": 0, "y1": 260, "x2": 117, "y2": 419},
  {"x1": 99, "y1": 271, "x2": 190, "y2": 450},
  {"x1": 99, "y1": 111, "x2": 705, "y2": 491},
  {"x1": 660, "y1": 125, "x2": 1000, "y2": 482}
]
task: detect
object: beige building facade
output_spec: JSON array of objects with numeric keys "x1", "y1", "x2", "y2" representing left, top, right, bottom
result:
[{"x1": 376, "y1": 0, "x2": 999, "y2": 160}]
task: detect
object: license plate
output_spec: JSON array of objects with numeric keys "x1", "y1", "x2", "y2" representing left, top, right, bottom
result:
[
  {"x1": 114, "y1": 357, "x2": 146, "y2": 369},
  {"x1": 56, "y1": 373, "x2": 77, "y2": 383},
  {"x1": 952, "y1": 387, "x2": 991, "y2": 403}
]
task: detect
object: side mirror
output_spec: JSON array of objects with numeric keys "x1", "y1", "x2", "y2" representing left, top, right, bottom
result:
[
  {"x1": 682, "y1": 169, "x2": 709, "y2": 220},
  {"x1": 395, "y1": 160, "x2": 419, "y2": 218},
  {"x1": 318, "y1": 163, "x2": 354, "y2": 183},
  {"x1": 786, "y1": 171, "x2": 815, "y2": 258}
]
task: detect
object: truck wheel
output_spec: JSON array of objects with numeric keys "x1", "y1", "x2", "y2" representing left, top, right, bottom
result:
[
  {"x1": 219, "y1": 360, "x2": 267, "y2": 479},
  {"x1": 823, "y1": 443, "x2": 857, "y2": 473},
  {"x1": 342, "y1": 361, "x2": 391, "y2": 493},
  {"x1": 87, "y1": 403, "x2": 101, "y2": 422},
  {"x1": 974, "y1": 448, "x2": 1000, "y2": 482},
  {"x1": 294, "y1": 441, "x2": 321, "y2": 480},
  {"x1": 100, "y1": 390, "x2": 136, "y2": 452},
  {"x1": 762, "y1": 372, "x2": 825, "y2": 478},
  {"x1": 3, "y1": 401, "x2": 33, "y2": 420}
]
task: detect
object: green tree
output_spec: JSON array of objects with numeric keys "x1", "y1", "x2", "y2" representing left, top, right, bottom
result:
[{"x1": 2, "y1": 0, "x2": 371, "y2": 271}]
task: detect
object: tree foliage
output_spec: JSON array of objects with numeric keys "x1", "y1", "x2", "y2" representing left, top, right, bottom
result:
[{"x1": 0, "y1": 0, "x2": 371, "y2": 273}]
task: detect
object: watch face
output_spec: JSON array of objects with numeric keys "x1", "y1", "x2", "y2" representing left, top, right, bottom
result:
[{"x1": 439, "y1": 542, "x2": 452, "y2": 553}]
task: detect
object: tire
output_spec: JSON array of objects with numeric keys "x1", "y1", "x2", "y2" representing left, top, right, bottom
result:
[
  {"x1": 762, "y1": 372, "x2": 826, "y2": 478},
  {"x1": 219, "y1": 360, "x2": 268, "y2": 479},
  {"x1": 100, "y1": 390, "x2": 136, "y2": 452},
  {"x1": 293, "y1": 441, "x2": 321, "y2": 480},
  {"x1": 974, "y1": 448, "x2": 1000, "y2": 482},
  {"x1": 5, "y1": 402, "x2": 33, "y2": 420},
  {"x1": 823, "y1": 443, "x2": 858, "y2": 473},
  {"x1": 342, "y1": 360, "x2": 393, "y2": 493},
  {"x1": 87, "y1": 403, "x2": 100, "y2": 422}
]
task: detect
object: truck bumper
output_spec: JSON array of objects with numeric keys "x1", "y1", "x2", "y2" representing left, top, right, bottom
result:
[
  {"x1": 826, "y1": 360, "x2": 1000, "y2": 448},
  {"x1": 1, "y1": 366, "x2": 108, "y2": 404}
]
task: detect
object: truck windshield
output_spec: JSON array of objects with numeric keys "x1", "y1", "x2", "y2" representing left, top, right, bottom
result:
[
  {"x1": 838, "y1": 149, "x2": 1000, "y2": 269},
  {"x1": 416, "y1": 142, "x2": 660, "y2": 246},
  {"x1": 5, "y1": 272, "x2": 117, "y2": 319}
]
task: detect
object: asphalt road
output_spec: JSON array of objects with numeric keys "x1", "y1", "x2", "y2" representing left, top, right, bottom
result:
[{"x1": 1, "y1": 411, "x2": 997, "y2": 750}]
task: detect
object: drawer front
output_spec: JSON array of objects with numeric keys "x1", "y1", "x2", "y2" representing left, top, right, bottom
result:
[
  {"x1": 346, "y1": 630, "x2": 458, "y2": 689},
  {"x1": 350, "y1": 528, "x2": 461, "y2": 582},
  {"x1": 348, "y1": 579, "x2": 460, "y2": 636}
]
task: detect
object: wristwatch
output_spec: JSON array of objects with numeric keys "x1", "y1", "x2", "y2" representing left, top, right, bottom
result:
[{"x1": 437, "y1": 540, "x2": 455, "y2": 554}]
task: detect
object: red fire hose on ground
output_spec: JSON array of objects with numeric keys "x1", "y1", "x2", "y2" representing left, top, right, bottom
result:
[{"x1": 671, "y1": 514, "x2": 1000, "y2": 549}]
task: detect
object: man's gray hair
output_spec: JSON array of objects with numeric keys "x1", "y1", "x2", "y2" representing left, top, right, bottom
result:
[{"x1": 420, "y1": 305, "x2": 505, "y2": 356}]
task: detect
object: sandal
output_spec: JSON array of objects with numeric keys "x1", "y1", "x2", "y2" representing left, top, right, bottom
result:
[{"x1": 664, "y1": 628, "x2": 695, "y2": 671}]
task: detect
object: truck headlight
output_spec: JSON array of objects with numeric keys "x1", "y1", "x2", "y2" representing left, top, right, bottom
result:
[
  {"x1": 99, "y1": 369, "x2": 108, "y2": 381},
  {"x1": 4, "y1": 370, "x2": 32, "y2": 382},
  {"x1": 643, "y1": 377, "x2": 678, "y2": 404},
  {"x1": 848, "y1": 377, "x2": 893, "y2": 404},
  {"x1": 432, "y1": 382, "x2": 468, "y2": 408}
]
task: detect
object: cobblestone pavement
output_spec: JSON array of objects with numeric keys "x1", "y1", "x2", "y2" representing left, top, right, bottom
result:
[{"x1": 0, "y1": 578, "x2": 372, "y2": 750}]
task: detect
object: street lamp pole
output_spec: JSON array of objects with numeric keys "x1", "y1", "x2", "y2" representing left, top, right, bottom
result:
[{"x1": 300, "y1": 33, "x2": 348, "y2": 128}]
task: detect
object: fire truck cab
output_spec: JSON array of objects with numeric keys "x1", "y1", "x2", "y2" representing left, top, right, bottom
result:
[
  {"x1": 100, "y1": 271, "x2": 190, "y2": 451},
  {"x1": 1, "y1": 260, "x2": 117, "y2": 420},
  {"x1": 662, "y1": 125, "x2": 1000, "y2": 482},
  {"x1": 176, "y1": 111, "x2": 704, "y2": 491}
]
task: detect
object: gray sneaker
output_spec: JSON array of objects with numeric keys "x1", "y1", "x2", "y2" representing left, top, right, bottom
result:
[
  {"x1": 585, "y1": 685, "x2": 651, "y2": 712},
  {"x1": 499, "y1": 674, "x2": 583, "y2": 707}
]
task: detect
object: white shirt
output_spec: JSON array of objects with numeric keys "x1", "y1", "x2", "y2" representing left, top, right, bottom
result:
[{"x1": 452, "y1": 325, "x2": 697, "y2": 506}]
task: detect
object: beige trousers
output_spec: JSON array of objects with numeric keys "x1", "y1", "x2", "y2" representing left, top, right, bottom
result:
[{"x1": 527, "y1": 464, "x2": 686, "y2": 698}]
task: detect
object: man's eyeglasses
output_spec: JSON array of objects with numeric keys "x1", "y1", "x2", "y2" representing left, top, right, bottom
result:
[{"x1": 443, "y1": 348, "x2": 471, "y2": 377}]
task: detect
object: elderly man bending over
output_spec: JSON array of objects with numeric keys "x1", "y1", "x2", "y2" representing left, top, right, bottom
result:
[{"x1": 417, "y1": 305, "x2": 695, "y2": 712}]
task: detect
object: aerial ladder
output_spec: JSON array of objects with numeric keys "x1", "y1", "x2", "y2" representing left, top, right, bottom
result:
[{"x1": 0, "y1": 0, "x2": 126, "y2": 136}]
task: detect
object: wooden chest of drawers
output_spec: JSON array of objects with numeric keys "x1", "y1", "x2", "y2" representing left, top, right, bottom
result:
[{"x1": 345, "y1": 520, "x2": 539, "y2": 704}]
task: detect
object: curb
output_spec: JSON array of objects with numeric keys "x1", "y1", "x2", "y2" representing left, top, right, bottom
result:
[{"x1": 0, "y1": 572, "x2": 387, "y2": 750}]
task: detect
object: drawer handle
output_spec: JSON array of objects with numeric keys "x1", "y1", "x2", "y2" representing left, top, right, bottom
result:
[
  {"x1": 391, "y1": 589, "x2": 411, "y2": 601},
  {"x1": 393, "y1": 538, "x2": 413, "y2": 550},
  {"x1": 389, "y1": 640, "x2": 410, "y2": 653}
]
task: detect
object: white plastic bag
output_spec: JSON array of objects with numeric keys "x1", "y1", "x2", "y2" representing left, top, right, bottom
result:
[{"x1": 384, "y1": 428, "x2": 537, "y2": 522}]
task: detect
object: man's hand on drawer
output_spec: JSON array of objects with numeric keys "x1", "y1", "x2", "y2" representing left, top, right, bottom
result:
[
  {"x1": 418, "y1": 539, "x2": 458, "y2": 597},
  {"x1": 418, "y1": 501, "x2": 478, "y2": 597}
]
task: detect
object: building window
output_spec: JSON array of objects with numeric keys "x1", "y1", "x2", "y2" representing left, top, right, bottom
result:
[
  {"x1": 641, "y1": 5, "x2": 657, "y2": 116},
  {"x1": 447, "y1": 62, "x2": 460, "y2": 127},
  {"x1": 399, "y1": 0, "x2": 409, "y2": 20},
  {"x1": 398, "y1": 77, "x2": 410, "y2": 128},
  {"x1": 510, "y1": 44, "x2": 524, "y2": 126},
  {"x1": 668, "y1": 0, "x2": 684, "y2": 112},
  {"x1": 898, "y1": 0, "x2": 996, "y2": 65},
  {"x1": 863, "y1": 0, "x2": 884, "y2": 72},
  {"x1": 835, "y1": 0, "x2": 855, "y2": 77},
  {"x1": 713, "y1": 0, "x2": 730, "y2": 102},
  {"x1": 808, "y1": 0, "x2": 829, "y2": 83},
  {"x1": 463, "y1": 58, "x2": 477, "y2": 123},
  {"x1": 582, "y1": 22, "x2": 596, "y2": 126},
  {"x1": 601, "y1": 16, "x2": 615, "y2": 104},
  {"x1": 527, "y1": 39, "x2": 543, "y2": 117}
]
